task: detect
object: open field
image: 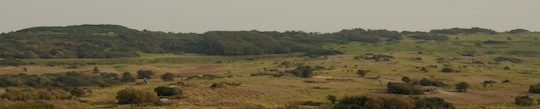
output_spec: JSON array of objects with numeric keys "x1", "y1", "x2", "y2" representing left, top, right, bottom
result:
[{"x1": 1, "y1": 32, "x2": 540, "y2": 109}]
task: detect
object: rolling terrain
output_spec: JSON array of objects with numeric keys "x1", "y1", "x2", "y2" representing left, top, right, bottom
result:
[{"x1": 0, "y1": 25, "x2": 539, "y2": 109}]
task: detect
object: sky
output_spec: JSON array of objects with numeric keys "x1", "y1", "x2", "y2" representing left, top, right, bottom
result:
[{"x1": 1, "y1": 0, "x2": 539, "y2": 33}]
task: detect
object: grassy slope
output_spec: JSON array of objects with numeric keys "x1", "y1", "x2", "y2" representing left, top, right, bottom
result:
[{"x1": 1, "y1": 32, "x2": 539, "y2": 108}]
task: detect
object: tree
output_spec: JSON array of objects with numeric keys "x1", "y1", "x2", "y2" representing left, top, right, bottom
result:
[
  {"x1": 327, "y1": 95, "x2": 337, "y2": 104},
  {"x1": 121, "y1": 72, "x2": 135, "y2": 82},
  {"x1": 116, "y1": 88, "x2": 158, "y2": 104},
  {"x1": 455, "y1": 82, "x2": 470, "y2": 92},
  {"x1": 93, "y1": 66, "x2": 100, "y2": 73},
  {"x1": 136, "y1": 70, "x2": 154, "y2": 79},
  {"x1": 515, "y1": 95, "x2": 534, "y2": 106},
  {"x1": 161, "y1": 72, "x2": 175, "y2": 81},
  {"x1": 154, "y1": 86, "x2": 182, "y2": 97}
]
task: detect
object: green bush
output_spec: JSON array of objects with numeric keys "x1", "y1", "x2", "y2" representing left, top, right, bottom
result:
[
  {"x1": 0, "y1": 58, "x2": 27, "y2": 66},
  {"x1": 1, "y1": 88, "x2": 71, "y2": 101},
  {"x1": 154, "y1": 86, "x2": 182, "y2": 97},
  {"x1": 414, "y1": 97, "x2": 455, "y2": 109},
  {"x1": 136, "y1": 70, "x2": 154, "y2": 79},
  {"x1": 529, "y1": 83, "x2": 540, "y2": 94},
  {"x1": 334, "y1": 95, "x2": 415, "y2": 109},
  {"x1": 161, "y1": 72, "x2": 175, "y2": 81},
  {"x1": 455, "y1": 82, "x2": 470, "y2": 92},
  {"x1": 121, "y1": 72, "x2": 135, "y2": 82},
  {"x1": 387, "y1": 83, "x2": 424, "y2": 95},
  {"x1": 70, "y1": 87, "x2": 87, "y2": 97},
  {"x1": 116, "y1": 88, "x2": 158, "y2": 104},
  {"x1": 419, "y1": 78, "x2": 446, "y2": 87},
  {"x1": 515, "y1": 95, "x2": 534, "y2": 106},
  {"x1": 0, "y1": 72, "x2": 122, "y2": 88}
]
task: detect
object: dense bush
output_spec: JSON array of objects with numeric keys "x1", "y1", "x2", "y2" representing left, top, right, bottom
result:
[
  {"x1": 455, "y1": 82, "x2": 470, "y2": 92},
  {"x1": 116, "y1": 88, "x2": 158, "y2": 104},
  {"x1": 334, "y1": 95, "x2": 415, "y2": 109},
  {"x1": 356, "y1": 70, "x2": 369, "y2": 77},
  {"x1": 121, "y1": 72, "x2": 135, "y2": 82},
  {"x1": 335, "y1": 95, "x2": 455, "y2": 109},
  {"x1": 401, "y1": 76, "x2": 411, "y2": 83},
  {"x1": 515, "y1": 95, "x2": 535, "y2": 106},
  {"x1": 441, "y1": 67, "x2": 458, "y2": 73},
  {"x1": 413, "y1": 97, "x2": 455, "y2": 109},
  {"x1": 154, "y1": 86, "x2": 182, "y2": 97},
  {"x1": 419, "y1": 78, "x2": 447, "y2": 87},
  {"x1": 1, "y1": 87, "x2": 71, "y2": 101},
  {"x1": 409, "y1": 34, "x2": 449, "y2": 41},
  {"x1": 70, "y1": 87, "x2": 89, "y2": 97},
  {"x1": 137, "y1": 70, "x2": 154, "y2": 79},
  {"x1": 355, "y1": 53, "x2": 394, "y2": 62},
  {"x1": 0, "y1": 71, "x2": 122, "y2": 88},
  {"x1": 288, "y1": 65, "x2": 315, "y2": 78},
  {"x1": 161, "y1": 72, "x2": 175, "y2": 81},
  {"x1": 529, "y1": 83, "x2": 540, "y2": 94},
  {"x1": 430, "y1": 27, "x2": 496, "y2": 35},
  {"x1": 0, "y1": 58, "x2": 27, "y2": 66},
  {"x1": 387, "y1": 83, "x2": 424, "y2": 95}
]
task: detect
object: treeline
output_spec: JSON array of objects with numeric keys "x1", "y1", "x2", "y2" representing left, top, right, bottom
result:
[{"x1": 0, "y1": 25, "x2": 526, "y2": 59}]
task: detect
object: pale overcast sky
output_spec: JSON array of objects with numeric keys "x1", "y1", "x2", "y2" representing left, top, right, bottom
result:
[{"x1": 1, "y1": 0, "x2": 539, "y2": 33}]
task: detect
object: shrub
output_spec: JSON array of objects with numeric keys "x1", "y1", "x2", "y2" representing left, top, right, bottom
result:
[
  {"x1": 441, "y1": 67, "x2": 457, "y2": 73},
  {"x1": 154, "y1": 86, "x2": 182, "y2": 97},
  {"x1": 414, "y1": 97, "x2": 455, "y2": 109},
  {"x1": 121, "y1": 72, "x2": 135, "y2": 82},
  {"x1": 356, "y1": 70, "x2": 369, "y2": 77},
  {"x1": 401, "y1": 76, "x2": 411, "y2": 83},
  {"x1": 334, "y1": 95, "x2": 415, "y2": 109},
  {"x1": 288, "y1": 66, "x2": 315, "y2": 78},
  {"x1": 419, "y1": 78, "x2": 447, "y2": 87},
  {"x1": 0, "y1": 71, "x2": 122, "y2": 88},
  {"x1": 515, "y1": 95, "x2": 534, "y2": 106},
  {"x1": 455, "y1": 82, "x2": 470, "y2": 92},
  {"x1": 387, "y1": 83, "x2": 424, "y2": 95},
  {"x1": 529, "y1": 83, "x2": 540, "y2": 94},
  {"x1": 327, "y1": 95, "x2": 337, "y2": 104},
  {"x1": 116, "y1": 88, "x2": 158, "y2": 104},
  {"x1": 93, "y1": 66, "x2": 100, "y2": 73},
  {"x1": 1, "y1": 88, "x2": 71, "y2": 101},
  {"x1": 0, "y1": 58, "x2": 27, "y2": 66},
  {"x1": 70, "y1": 87, "x2": 88, "y2": 97},
  {"x1": 136, "y1": 70, "x2": 154, "y2": 79},
  {"x1": 161, "y1": 72, "x2": 175, "y2": 81}
]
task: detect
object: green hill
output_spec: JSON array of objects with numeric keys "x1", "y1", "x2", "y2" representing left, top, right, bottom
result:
[{"x1": 0, "y1": 24, "x2": 526, "y2": 59}]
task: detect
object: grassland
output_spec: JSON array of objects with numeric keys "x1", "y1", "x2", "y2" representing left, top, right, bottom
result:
[{"x1": 1, "y1": 32, "x2": 540, "y2": 109}]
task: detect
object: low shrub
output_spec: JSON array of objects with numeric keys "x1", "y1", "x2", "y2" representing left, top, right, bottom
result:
[
  {"x1": 116, "y1": 88, "x2": 158, "y2": 104},
  {"x1": 387, "y1": 82, "x2": 424, "y2": 95},
  {"x1": 154, "y1": 86, "x2": 182, "y2": 97},
  {"x1": 515, "y1": 95, "x2": 534, "y2": 106}
]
